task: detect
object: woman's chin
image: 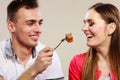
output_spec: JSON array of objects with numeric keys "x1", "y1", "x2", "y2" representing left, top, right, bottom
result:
[{"x1": 87, "y1": 43, "x2": 96, "y2": 48}]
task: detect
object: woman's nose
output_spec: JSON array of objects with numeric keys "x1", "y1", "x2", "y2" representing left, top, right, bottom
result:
[{"x1": 81, "y1": 24, "x2": 89, "y2": 32}]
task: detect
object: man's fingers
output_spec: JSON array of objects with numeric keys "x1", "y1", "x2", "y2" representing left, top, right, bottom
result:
[{"x1": 41, "y1": 47, "x2": 53, "y2": 52}]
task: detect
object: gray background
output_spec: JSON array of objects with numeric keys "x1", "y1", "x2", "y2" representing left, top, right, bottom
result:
[{"x1": 0, "y1": 0, "x2": 120, "y2": 78}]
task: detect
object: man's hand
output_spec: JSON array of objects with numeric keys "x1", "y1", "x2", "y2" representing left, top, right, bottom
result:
[
  {"x1": 17, "y1": 47, "x2": 54, "y2": 80},
  {"x1": 31, "y1": 47, "x2": 54, "y2": 76}
]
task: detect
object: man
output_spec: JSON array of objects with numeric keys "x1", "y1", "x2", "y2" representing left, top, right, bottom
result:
[{"x1": 0, "y1": 0, "x2": 64, "y2": 80}]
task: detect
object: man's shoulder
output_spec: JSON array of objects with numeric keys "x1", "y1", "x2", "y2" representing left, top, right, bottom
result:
[
  {"x1": 0, "y1": 39, "x2": 9, "y2": 61},
  {"x1": 0, "y1": 39, "x2": 7, "y2": 51},
  {"x1": 0, "y1": 39, "x2": 7, "y2": 45}
]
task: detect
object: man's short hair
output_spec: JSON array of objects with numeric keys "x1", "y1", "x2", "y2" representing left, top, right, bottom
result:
[{"x1": 7, "y1": 0, "x2": 39, "y2": 21}]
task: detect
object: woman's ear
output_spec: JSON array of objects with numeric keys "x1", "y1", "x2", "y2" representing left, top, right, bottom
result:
[
  {"x1": 107, "y1": 22, "x2": 116, "y2": 35},
  {"x1": 7, "y1": 21, "x2": 16, "y2": 32}
]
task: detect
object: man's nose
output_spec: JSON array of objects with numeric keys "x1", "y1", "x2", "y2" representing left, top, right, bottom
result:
[{"x1": 34, "y1": 24, "x2": 42, "y2": 32}]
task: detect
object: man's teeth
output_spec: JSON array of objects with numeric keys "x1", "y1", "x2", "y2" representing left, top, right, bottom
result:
[{"x1": 31, "y1": 36, "x2": 38, "y2": 38}]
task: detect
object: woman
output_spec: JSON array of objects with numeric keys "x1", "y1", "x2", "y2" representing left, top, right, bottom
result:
[{"x1": 69, "y1": 3, "x2": 120, "y2": 80}]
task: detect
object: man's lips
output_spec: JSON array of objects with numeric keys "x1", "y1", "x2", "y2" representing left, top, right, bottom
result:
[{"x1": 30, "y1": 35, "x2": 39, "y2": 41}]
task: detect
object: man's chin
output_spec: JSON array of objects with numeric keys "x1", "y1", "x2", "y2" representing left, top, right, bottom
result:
[
  {"x1": 33, "y1": 42, "x2": 38, "y2": 46},
  {"x1": 30, "y1": 42, "x2": 38, "y2": 47}
]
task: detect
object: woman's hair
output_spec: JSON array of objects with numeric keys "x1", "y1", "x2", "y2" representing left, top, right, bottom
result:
[{"x1": 82, "y1": 3, "x2": 120, "y2": 80}]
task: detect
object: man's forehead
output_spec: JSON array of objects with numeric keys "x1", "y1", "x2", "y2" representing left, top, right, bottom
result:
[{"x1": 15, "y1": 7, "x2": 41, "y2": 21}]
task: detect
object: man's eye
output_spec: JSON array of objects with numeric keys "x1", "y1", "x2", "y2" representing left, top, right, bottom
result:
[
  {"x1": 26, "y1": 21, "x2": 34, "y2": 26},
  {"x1": 39, "y1": 19, "x2": 43, "y2": 25},
  {"x1": 39, "y1": 21, "x2": 43, "y2": 25}
]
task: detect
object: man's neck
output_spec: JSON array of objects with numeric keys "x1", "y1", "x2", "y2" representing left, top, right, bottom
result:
[{"x1": 11, "y1": 40, "x2": 33, "y2": 65}]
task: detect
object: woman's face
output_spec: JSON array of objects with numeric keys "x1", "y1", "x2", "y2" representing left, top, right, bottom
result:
[{"x1": 82, "y1": 9, "x2": 111, "y2": 48}]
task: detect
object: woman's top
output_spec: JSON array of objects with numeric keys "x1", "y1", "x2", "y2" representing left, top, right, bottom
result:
[{"x1": 69, "y1": 53, "x2": 116, "y2": 80}]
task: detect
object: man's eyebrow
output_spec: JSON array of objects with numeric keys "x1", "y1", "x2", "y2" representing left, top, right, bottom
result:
[
  {"x1": 39, "y1": 19, "x2": 43, "y2": 22},
  {"x1": 25, "y1": 19, "x2": 36, "y2": 23},
  {"x1": 25, "y1": 19, "x2": 43, "y2": 23}
]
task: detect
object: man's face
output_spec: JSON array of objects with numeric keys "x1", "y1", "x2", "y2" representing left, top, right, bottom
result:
[{"x1": 10, "y1": 7, "x2": 43, "y2": 47}]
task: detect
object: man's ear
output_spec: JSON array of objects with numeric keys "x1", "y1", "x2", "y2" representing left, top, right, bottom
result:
[
  {"x1": 107, "y1": 22, "x2": 116, "y2": 35},
  {"x1": 7, "y1": 21, "x2": 16, "y2": 32}
]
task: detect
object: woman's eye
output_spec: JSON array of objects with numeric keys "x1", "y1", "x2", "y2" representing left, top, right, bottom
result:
[{"x1": 89, "y1": 22, "x2": 94, "y2": 26}]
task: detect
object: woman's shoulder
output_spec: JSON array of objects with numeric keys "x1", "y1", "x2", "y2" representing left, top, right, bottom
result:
[
  {"x1": 72, "y1": 52, "x2": 87, "y2": 60},
  {"x1": 69, "y1": 52, "x2": 87, "y2": 76},
  {"x1": 70, "y1": 52, "x2": 87, "y2": 67}
]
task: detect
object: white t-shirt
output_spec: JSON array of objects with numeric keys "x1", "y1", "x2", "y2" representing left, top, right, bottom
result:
[{"x1": 0, "y1": 39, "x2": 64, "y2": 80}]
